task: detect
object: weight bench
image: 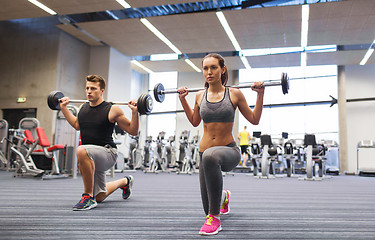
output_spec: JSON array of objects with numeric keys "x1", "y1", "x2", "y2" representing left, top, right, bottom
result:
[{"x1": 34, "y1": 127, "x2": 67, "y2": 179}]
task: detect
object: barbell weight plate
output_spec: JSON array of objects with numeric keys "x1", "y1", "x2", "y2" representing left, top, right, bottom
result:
[
  {"x1": 144, "y1": 94, "x2": 153, "y2": 115},
  {"x1": 137, "y1": 93, "x2": 152, "y2": 115},
  {"x1": 154, "y1": 83, "x2": 165, "y2": 103},
  {"x1": 47, "y1": 91, "x2": 64, "y2": 110},
  {"x1": 281, "y1": 73, "x2": 289, "y2": 95},
  {"x1": 137, "y1": 94, "x2": 145, "y2": 115}
]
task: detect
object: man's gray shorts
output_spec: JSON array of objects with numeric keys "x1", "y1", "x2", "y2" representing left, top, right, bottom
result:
[{"x1": 81, "y1": 144, "x2": 118, "y2": 196}]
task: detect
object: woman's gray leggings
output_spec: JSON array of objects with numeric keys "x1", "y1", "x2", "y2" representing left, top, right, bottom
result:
[{"x1": 199, "y1": 142, "x2": 241, "y2": 215}]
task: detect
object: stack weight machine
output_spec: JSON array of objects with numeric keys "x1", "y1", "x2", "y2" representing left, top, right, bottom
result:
[{"x1": 54, "y1": 105, "x2": 80, "y2": 178}]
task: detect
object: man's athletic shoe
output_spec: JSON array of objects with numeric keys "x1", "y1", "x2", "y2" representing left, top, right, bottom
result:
[
  {"x1": 121, "y1": 175, "x2": 133, "y2": 199},
  {"x1": 199, "y1": 214, "x2": 222, "y2": 235},
  {"x1": 72, "y1": 193, "x2": 97, "y2": 211},
  {"x1": 220, "y1": 190, "x2": 231, "y2": 215}
]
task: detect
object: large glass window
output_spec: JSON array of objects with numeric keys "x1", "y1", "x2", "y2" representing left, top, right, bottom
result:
[
  {"x1": 239, "y1": 65, "x2": 339, "y2": 142},
  {"x1": 149, "y1": 72, "x2": 177, "y2": 113},
  {"x1": 147, "y1": 113, "x2": 176, "y2": 139},
  {"x1": 147, "y1": 71, "x2": 177, "y2": 139}
]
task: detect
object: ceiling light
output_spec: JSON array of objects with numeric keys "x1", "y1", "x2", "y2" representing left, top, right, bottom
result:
[
  {"x1": 240, "y1": 55, "x2": 251, "y2": 69},
  {"x1": 360, "y1": 40, "x2": 375, "y2": 65},
  {"x1": 28, "y1": 0, "x2": 57, "y2": 15},
  {"x1": 150, "y1": 54, "x2": 179, "y2": 61},
  {"x1": 185, "y1": 59, "x2": 201, "y2": 72},
  {"x1": 140, "y1": 18, "x2": 182, "y2": 55},
  {"x1": 116, "y1": 0, "x2": 132, "y2": 9},
  {"x1": 216, "y1": 11, "x2": 241, "y2": 51},
  {"x1": 131, "y1": 60, "x2": 154, "y2": 73},
  {"x1": 216, "y1": 11, "x2": 251, "y2": 69}
]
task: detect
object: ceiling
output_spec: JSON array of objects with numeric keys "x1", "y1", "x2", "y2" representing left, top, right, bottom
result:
[{"x1": 1, "y1": 0, "x2": 375, "y2": 73}]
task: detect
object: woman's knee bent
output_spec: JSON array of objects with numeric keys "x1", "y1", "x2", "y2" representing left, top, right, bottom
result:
[{"x1": 201, "y1": 149, "x2": 220, "y2": 168}]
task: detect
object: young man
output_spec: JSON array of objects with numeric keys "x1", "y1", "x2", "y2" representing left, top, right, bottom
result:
[{"x1": 59, "y1": 75, "x2": 139, "y2": 211}]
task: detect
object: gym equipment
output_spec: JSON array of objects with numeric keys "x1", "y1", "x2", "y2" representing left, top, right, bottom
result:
[
  {"x1": 176, "y1": 130, "x2": 197, "y2": 175},
  {"x1": 2, "y1": 130, "x2": 44, "y2": 177},
  {"x1": 153, "y1": 72, "x2": 289, "y2": 103},
  {"x1": 142, "y1": 136, "x2": 153, "y2": 168},
  {"x1": 0, "y1": 119, "x2": 9, "y2": 169},
  {"x1": 54, "y1": 105, "x2": 80, "y2": 178},
  {"x1": 250, "y1": 142, "x2": 262, "y2": 176},
  {"x1": 258, "y1": 135, "x2": 281, "y2": 179},
  {"x1": 283, "y1": 141, "x2": 296, "y2": 177},
  {"x1": 165, "y1": 135, "x2": 177, "y2": 168},
  {"x1": 33, "y1": 127, "x2": 69, "y2": 179},
  {"x1": 323, "y1": 140, "x2": 340, "y2": 175},
  {"x1": 47, "y1": 91, "x2": 153, "y2": 115},
  {"x1": 302, "y1": 134, "x2": 327, "y2": 180},
  {"x1": 128, "y1": 134, "x2": 140, "y2": 171},
  {"x1": 144, "y1": 132, "x2": 169, "y2": 173},
  {"x1": 357, "y1": 140, "x2": 375, "y2": 176}
]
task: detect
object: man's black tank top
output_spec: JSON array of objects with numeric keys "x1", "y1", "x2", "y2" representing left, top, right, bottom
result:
[{"x1": 78, "y1": 101, "x2": 116, "y2": 148}]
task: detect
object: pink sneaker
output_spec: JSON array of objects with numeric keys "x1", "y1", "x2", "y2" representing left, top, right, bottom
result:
[
  {"x1": 199, "y1": 214, "x2": 222, "y2": 235},
  {"x1": 220, "y1": 190, "x2": 231, "y2": 215}
]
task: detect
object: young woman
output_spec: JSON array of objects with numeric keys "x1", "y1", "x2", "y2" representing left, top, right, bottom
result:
[{"x1": 178, "y1": 53, "x2": 264, "y2": 235}]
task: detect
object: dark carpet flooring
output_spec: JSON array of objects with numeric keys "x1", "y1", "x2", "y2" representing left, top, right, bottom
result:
[{"x1": 0, "y1": 170, "x2": 374, "y2": 240}]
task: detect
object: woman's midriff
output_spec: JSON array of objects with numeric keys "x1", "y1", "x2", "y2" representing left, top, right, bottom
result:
[{"x1": 199, "y1": 122, "x2": 234, "y2": 152}]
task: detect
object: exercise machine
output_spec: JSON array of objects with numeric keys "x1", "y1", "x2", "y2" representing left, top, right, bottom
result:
[
  {"x1": 250, "y1": 141, "x2": 262, "y2": 176},
  {"x1": 0, "y1": 119, "x2": 9, "y2": 169},
  {"x1": 145, "y1": 132, "x2": 169, "y2": 173},
  {"x1": 258, "y1": 135, "x2": 281, "y2": 179},
  {"x1": 302, "y1": 134, "x2": 327, "y2": 180},
  {"x1": 177, "y1": 130, "x2": 196, "y2": 175}
]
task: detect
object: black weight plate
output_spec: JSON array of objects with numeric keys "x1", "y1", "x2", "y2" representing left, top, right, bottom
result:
[
  {"x1": 153, "y1": 83, "x2": 165, "y2": 103},
  {"x1": 143, "y1": 94, "x2": 153, "y2": 115},
  {"x1": 137, "y1": 94, "x2": 146, "y2": 115},
  {"x1": 281, "y1": 73, "x2": 289, "y2": 95},
  {"x1": 47, "y1": 91, "x2": 64, "y2": 110}
]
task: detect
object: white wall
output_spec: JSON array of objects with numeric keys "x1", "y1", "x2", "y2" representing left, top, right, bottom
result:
[
  {"x1": 107, "y1": 47, "x2": 132, "y2": 117},
  {"x1": 344, "y1": 64, "x2": 375, "y2": 173}
]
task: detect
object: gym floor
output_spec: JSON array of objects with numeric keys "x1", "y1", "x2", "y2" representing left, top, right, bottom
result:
[{"x1": 0, "y1": 170, "x2": 374, "y2": 240}]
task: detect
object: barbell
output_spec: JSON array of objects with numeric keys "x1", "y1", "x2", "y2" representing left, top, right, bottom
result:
[
  {"x1": 153, "y1": 72, "x2": 289, "y2": 103},
  {"x1": 47, "y1": 91, "x2": 153, "y2": 115}
]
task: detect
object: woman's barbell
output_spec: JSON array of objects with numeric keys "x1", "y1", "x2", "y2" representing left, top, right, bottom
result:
[
  {"x1": 47, "y1": 91, "x2": 153, "y2": 115},
  {"x1": 153, "y1": 72, "x2": 289, "y2": 103}
]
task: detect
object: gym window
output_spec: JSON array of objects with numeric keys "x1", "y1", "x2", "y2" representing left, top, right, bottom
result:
[
  {"x1": 239, "y1": 65, "x2": 338, "y2": 141},
  {"x1": 147, "y1": 71, "x2": 177, "y2": 138}
]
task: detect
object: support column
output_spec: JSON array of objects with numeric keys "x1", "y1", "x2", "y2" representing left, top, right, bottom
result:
[
  {"x1": 338, "y1": 65, "x2": 348, "y2": 173},
  {"x1": 231, "y1": 70, "x2": 240, "y2": 140}
]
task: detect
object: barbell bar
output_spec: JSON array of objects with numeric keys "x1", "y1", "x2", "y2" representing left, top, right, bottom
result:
[
  {"x1": 153, "y1": 72, "x2": 289, "y2": 103},
  {"x1": 47, "y1": 91, "x2": 153, "y2": 115}
]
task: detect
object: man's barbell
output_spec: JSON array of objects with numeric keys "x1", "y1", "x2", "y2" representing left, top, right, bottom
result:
[
  {"x1": 47, "y1": 91, "x2": 153, "y2": 115},
  {"x1": 153, "y1": 72, "x2": 289, "y2": 103}
]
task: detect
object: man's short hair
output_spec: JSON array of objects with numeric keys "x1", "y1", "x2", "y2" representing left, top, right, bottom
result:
[{"x1": 86, "y1": 75, "x2": 106, "y2": 90}]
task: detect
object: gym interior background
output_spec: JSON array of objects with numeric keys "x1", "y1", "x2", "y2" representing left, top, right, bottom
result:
[
  {"x1": 1, "y1": 0, "x2": 375, "y2": 174},
  {"x1": 0, "y1": 1, "x2": 375, "y2": 239}
]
